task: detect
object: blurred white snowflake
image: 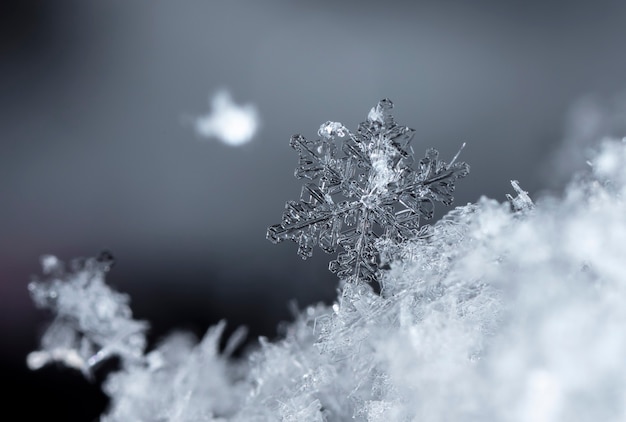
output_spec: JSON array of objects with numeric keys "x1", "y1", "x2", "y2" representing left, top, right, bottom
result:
[{"x1": 192, "y1": 89, "x2": 259, "y2": 146}]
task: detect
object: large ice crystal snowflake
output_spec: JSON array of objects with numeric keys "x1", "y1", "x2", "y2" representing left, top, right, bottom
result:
[{"x1": 267, "y1": 99, "x2": 469, "y2": 284}]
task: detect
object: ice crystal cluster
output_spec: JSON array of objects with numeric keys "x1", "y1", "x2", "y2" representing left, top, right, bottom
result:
[{"x1": 28, "y1": 100, "x2": 626, "y2": 421}]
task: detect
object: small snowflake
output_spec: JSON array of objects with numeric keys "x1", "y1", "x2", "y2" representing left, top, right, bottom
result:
[{"x1": 267, "y1": 99, "x2": 469, "y2": 284}]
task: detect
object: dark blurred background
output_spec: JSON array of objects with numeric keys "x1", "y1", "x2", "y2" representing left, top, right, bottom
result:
[{"x1": 3, "y1": 0, "x2": 626, "y2": 419}]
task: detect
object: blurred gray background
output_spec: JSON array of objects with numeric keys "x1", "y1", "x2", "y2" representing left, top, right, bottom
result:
[{"x1": 3, "y1": 0, "x2": 626, "y2": 419}]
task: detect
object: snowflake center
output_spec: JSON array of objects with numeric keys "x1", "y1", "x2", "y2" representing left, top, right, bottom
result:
[{"x1": 360, "y1": 192, "x2": 379, "y2": 209}]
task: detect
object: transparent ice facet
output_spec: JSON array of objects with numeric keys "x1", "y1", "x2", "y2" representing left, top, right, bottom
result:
[{"x1": 268, "y1": 99, "x2": 469, "y2": 284}]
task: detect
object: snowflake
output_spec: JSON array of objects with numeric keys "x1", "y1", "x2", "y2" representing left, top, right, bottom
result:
[{"x1": 267, "y1": 99, "x2": 470, "y2": 284}]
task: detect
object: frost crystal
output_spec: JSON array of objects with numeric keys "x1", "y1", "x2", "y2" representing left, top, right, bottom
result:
[
  {"x1": 506, "y1": 180, "x2": 534, "y2": 212},
  {"x1": 267, "y1": 99, "x2": 469, "y2": 284},
  {"x1": 27, "y1": 252, "x2": 148, "y2": 378}
]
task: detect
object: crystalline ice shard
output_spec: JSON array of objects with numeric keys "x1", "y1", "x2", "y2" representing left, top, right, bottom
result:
[
  {"x1": 268, "y1": 99, "x2": 469, "y2": 284},
  {"x1": 506, "y1": 180, "x2": 534, "y2": 212}
]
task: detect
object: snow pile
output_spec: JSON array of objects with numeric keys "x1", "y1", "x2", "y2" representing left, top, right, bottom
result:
[{"x1": 28, "y1": 101, "x2": 626, "y2": 421}]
